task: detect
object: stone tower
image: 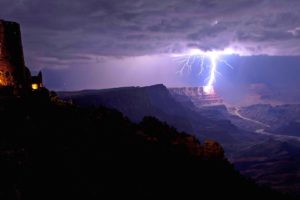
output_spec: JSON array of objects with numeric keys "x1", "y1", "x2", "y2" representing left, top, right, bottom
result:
[{"x1": 0, "y1": 19, "x2": 29, "y2": 95}]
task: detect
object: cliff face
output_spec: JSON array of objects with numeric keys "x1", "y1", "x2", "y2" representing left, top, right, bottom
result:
[
  {"x1": 58, "y1": 84, "x2": 241, "y2": 144},
  {"x1": 169, "y1": 87, "x2": 223, "y2": 107},
  {"x1": 58, "y1": 84, "x2": 194, "y2": 132}
]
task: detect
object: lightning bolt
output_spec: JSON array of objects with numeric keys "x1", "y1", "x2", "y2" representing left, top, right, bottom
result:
[{"x1": 172, "y1": 48, "x2": 234, "y2": 94}]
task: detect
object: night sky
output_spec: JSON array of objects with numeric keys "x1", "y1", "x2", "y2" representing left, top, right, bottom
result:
[{"x1": 1, "y1": 0, "x2": 300, "y2": 104}]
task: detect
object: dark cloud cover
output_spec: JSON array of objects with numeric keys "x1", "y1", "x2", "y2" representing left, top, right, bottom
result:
[
  {"x1": 1, "y1": 0, "x2": 300, "y2": 69},
  {"x1": 1, "y1": 0, "x2": 300, "y2": 96}
]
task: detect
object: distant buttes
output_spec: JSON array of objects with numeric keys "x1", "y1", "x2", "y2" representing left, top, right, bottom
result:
[{"x1": 0, "y1": 19, "x2": 43, "y2": 96}]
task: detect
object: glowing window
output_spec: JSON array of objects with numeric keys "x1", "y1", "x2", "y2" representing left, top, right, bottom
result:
[{"x1": 31, "y1": 83, "x2": 38, "y2": 90}]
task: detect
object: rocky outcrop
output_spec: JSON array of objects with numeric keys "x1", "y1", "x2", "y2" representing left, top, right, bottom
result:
[{"x1": 169, "y1": 87, "x2": 223, "y2": 107}]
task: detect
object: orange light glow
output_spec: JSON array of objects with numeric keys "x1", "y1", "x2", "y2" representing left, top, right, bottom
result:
[{"x1": 31, "y1": 83, "x2": 38, "y2": 90}]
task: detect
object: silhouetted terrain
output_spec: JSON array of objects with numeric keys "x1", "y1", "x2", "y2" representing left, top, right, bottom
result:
[
  {"x1": 0, "y1": 94, "x2": 294, "y2": 200},
  {"x1": 59, "y1": 84, "x2": 258, "y2": 146},
  {"x1": 58, "y1": 85, "x2": 300, "y2": 197}
]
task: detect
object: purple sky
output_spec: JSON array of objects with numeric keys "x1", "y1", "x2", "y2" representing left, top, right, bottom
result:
[{"x1": 1, "y1": 0, "x2": 300, "y2": 103}]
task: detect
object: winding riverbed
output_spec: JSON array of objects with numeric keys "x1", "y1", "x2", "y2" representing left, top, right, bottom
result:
[{"x1": 233, "y1": 107, "x2": 300, "y2": 142}]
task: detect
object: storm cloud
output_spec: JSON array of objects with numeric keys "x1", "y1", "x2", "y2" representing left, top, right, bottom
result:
[{"x1": 1, "y1": 0, "x2": 300, "y2": 69}]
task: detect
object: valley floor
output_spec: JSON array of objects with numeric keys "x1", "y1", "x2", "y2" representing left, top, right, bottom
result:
[{"x1": 232, "y1": 107, "x2": 300, "y2": 142}]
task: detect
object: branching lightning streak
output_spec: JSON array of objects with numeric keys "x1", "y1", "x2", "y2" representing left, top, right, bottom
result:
[{"x1": 173, "y1": 49, "x2": 234, "y2": 94}]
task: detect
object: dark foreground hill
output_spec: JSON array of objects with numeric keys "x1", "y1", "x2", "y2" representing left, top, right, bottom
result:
[
  {"x1": 0, "y1": 95, "x2": 294, "y2": 200},
  {"x1": 58, "y1": 85, "x2": 300, "y2": 197}
]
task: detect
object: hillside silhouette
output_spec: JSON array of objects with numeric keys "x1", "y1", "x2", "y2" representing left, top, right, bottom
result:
[{"x1": 0, "y1": 94, "x2": 295, "y2": 200}]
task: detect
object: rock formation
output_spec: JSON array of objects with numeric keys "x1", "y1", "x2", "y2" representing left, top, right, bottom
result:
[
  {"x1": 169, "y1": 86, "x2": 223, "y2": 107},
  {"x1": 0, "y1": 19, "x2": 43, "y2": 96}
]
